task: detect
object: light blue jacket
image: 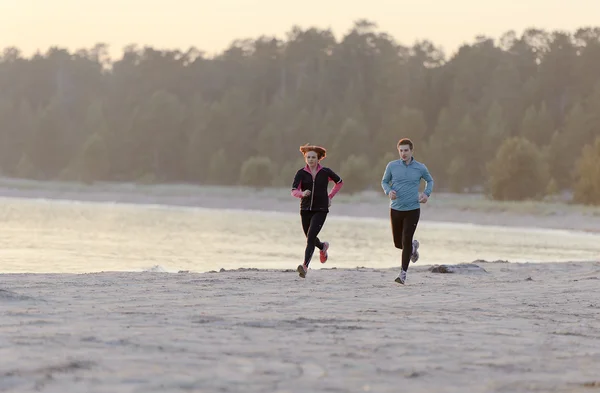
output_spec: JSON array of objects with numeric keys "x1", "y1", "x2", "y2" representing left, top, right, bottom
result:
[{"x1": 381, "y1": 158, "x2": 434, "y2": 211}]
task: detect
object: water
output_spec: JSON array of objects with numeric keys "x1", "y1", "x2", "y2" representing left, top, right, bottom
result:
[{"x1": 0, "y1": 197, "x2": 598, "y2": 274}]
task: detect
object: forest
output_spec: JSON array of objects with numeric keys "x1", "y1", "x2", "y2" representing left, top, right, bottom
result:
[{"x1": 1, "y1": 20, "x2": 599, "y2": 204}]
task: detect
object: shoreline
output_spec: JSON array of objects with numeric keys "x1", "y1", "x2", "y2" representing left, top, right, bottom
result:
[
  {"x1": 2, "y1": 259, "x2": 599, "y2": 276},
  {"x1": 0, "y1": 180, "x2": 599, "y2": 234}
]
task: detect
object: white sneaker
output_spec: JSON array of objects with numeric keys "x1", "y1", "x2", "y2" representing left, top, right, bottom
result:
[
  {"x1": 411, "y1": 239, "x2": 420, "y2": 263},
  {"x1": 395, "y1": 270, "x2": 407, "y2": 284}
]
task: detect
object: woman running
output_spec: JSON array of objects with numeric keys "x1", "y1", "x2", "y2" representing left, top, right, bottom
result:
[{"x1": 291, "y1": 144, "x2": 343, "y2": 278}]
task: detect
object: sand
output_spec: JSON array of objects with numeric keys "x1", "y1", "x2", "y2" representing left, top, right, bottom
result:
[
  {"x1": 2, "y1": 261, "x2": 600, "y2": 392},
  {"x1": 1, "y1": 180, "x2": 600, "y2": 391}
]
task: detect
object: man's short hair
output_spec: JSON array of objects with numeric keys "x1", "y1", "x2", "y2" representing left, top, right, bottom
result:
[{"x1": 397, "y1": 138, "x2": 414, "y2": 150}]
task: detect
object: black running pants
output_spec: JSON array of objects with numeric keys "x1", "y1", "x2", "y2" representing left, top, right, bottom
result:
[
  {"x1": 301, "y1": 211, "x2": 327, "y2": 266},
  {"x1": 390, "y1": 208, "x2": 420, "y2": 272}
]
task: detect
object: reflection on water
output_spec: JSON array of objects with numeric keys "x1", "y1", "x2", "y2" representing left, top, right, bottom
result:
[{"x1": 1, "y1": 198, "x2": 598, "y2": 274}]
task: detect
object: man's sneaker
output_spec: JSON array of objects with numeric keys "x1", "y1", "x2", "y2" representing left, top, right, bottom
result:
[
  {"x1": 410, "y1": 239, "x2": 420, "y2": 263},
  {"x1": 297, "y1": 263, "x2": 308, "y2": 278},
  {"x1": 395, "y1": 270, "x2": 407, "y2": 284},
  {"x1": 320, "y1": 242, "x2": 329, "y2": 263}
]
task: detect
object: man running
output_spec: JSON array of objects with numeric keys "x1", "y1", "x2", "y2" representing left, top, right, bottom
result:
[{"x1": 381, "y1": 138, "x2": 434, "y2": 284}]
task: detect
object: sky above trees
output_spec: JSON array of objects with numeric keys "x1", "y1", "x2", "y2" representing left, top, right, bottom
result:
[{"x1": 2, "y1": 0, "x2": 600, "y2": 58}]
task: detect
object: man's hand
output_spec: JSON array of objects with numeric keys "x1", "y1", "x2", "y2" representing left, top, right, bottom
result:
[
  {"x1": 388, "y1": 191, "x2": 397, "y2": 200},
  {"x1": 302, "y1": 190, "x2": 311, "y2": 198},
  {"x1": 419, "y1": 193, "x2": 429, "y2": 204}
]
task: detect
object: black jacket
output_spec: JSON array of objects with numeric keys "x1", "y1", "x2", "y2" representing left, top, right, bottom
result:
[{"x1": 291, "y1": 165, "x2": 343, "y2": 212}]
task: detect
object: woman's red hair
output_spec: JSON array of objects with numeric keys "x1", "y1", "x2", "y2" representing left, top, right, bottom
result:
[{"x1": 299, "y1": 144, "x2": 327, "y2": 159}]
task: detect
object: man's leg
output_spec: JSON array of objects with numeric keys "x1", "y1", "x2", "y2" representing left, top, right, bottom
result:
[
  {"x1": 391, "y1": 208, "x2": 408, "y2": 284},
  {"x1": 401, "y1": 209, "x2": 421, "y2": 272},
  {"x1": 390, "y1": 208, "x2": 405, "y2": 250}
]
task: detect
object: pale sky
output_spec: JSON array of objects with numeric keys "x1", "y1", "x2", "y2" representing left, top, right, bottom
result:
[{"x1": 1, "y1": 0, "x2": 599, "y2": 59}]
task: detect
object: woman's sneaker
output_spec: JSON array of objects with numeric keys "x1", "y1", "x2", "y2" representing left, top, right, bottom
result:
[
  {"x1": 319, "y1": 242, "x2": 329, "y2": 263},
  {"x1": 297, "y1": 263, "x2": 308, "y2": 278}
]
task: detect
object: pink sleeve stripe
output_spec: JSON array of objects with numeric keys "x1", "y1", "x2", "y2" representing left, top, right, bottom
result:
[
  {"x1": 328, "y1": 181, "x2": 343, "y2": 198},
  {"x1": 291, "y1": 189, "x2": 304, "y2": 198},
  {"x1": 291, "y1": 180, "x2": 303, "y2": 198}
]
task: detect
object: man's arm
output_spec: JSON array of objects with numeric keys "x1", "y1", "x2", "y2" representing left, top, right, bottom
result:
[
  {"x1": 421, "y1": 164, "x2": 434, "y2": 197},
  {"x1": 381, "y1": 162, "x2": 393, "y2": 195}
]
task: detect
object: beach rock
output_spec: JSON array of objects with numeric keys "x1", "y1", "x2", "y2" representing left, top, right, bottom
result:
[
  {"x1": 472, "y1": 259, "x2": 509, "y2": 264},
  {"x1": 0, "y1": 289, "x2": 35, "y2": 301},
  {"x1": 428, "y1": 263, "x2": 487, "y2": 274},
  {"x1": 218, "y1": 267, "x2": 260, "y2": 273},
  {"x1": 582, "y1": 381, "x2": 600, "y2": 388},
  {"x1": 573, "y1": 276, "x2": 598, "y2": 282}
]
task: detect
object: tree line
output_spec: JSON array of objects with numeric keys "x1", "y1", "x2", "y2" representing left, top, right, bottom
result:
[{"x1": 0, "y1": 20, "x2": 599, "y2": 204}]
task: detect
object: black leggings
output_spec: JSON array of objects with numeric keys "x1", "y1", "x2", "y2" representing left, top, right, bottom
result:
[
  {"x1": 301, "y1": 211, "x2": 327, "y2": 266},
  {"x1": 390, "y1": 208, "x2": 420, "y2": 272}
]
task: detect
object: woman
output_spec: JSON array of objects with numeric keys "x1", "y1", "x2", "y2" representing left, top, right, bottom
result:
[{"x1": 291, "y1": 144, "x2": 343, "y2": 278}]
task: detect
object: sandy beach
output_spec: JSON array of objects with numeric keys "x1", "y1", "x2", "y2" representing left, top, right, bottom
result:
[
  {"x1": 2, "y1": 261, "x2": 600, "y2": 392},
  {"x1": 1, "y1": 180, "x2": 600, "y2": 392}
]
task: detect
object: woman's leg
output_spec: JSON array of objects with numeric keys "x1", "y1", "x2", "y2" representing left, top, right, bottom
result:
[{"x1": 303, "y1": 212, "x2": 328, "y2": 267}]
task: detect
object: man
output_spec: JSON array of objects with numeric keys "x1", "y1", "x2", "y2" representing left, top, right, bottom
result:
[{"x1": 381, "y1": 138, "x2": 434, "y2": 284}]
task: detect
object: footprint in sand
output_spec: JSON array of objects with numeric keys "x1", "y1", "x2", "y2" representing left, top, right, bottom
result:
[
  {"x1": 213, "y1": 358, "x2": 304, "y2": 381},
  {"x1": 300, "y1": 363, "x2": 326, "y2": 378}
]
